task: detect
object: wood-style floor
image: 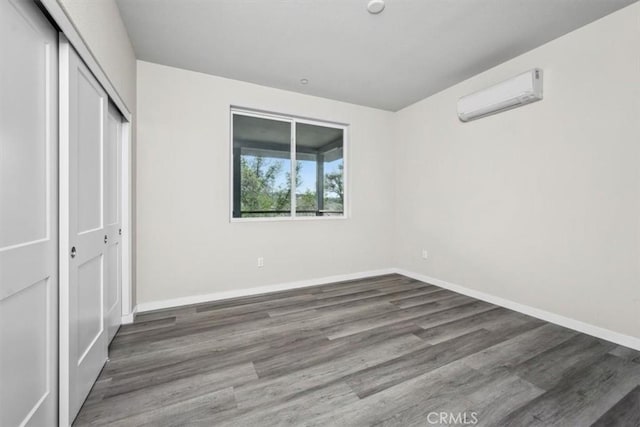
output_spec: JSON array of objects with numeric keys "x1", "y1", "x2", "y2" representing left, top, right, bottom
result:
[{"x1": 74, "y1": 274, "x2": 640, "y2": 426}]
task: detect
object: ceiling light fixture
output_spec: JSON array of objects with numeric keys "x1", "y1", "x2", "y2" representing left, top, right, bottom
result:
[
  {"x1": 367, "y1": 0, "x2": 385, "y2": 14},
  {"x1": 300, "y1": 78, "x2": 309, "y2": 85}
]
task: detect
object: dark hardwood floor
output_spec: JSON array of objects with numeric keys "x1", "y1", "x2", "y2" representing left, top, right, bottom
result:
[{"x1": 73, "y1": 274, "x2": 640, "y2": 426}]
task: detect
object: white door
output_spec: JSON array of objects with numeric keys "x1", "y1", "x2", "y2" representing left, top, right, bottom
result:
[
  {"x1": 105, "y1": 102, "x2": 123, "y2": 343},
  {"x1": 59, "y1": 39, "x2": 109, "y2": 425},
  {"x1": 0, "y1": 0, "x2": 59, "y2": 426}
]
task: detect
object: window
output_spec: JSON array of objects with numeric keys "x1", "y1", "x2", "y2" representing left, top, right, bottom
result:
[{"x1": 231, "y1": 109, "x2": 346, "y2": 220}]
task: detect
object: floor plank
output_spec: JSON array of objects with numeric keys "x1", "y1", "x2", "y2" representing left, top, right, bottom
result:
[
  {"x1": 514, "y1": 333, "x2": 617, "y2": 390},
  {"x1": 499, "y1": 354, "x2": 640, "y2": 426},
  {"x1": 235, "y1": 333, "x2": 426, "y2": 409},
  {"x1": 74, "y1": 364, "x2": 256, "y2": 425},
  {"x1": 592, "y1": 385, "x2": 640, "y2": 427}
]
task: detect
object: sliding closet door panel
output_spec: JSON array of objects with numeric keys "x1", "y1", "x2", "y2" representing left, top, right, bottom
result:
[
  {"x1": 60, "y1": 40, "x2": 108, "y2": 424},
  {"x1": 0, "y1": 9, "x2": 47, "y2": 248},
  {"x1": 76, "y1": 71, "x2": 104, "y2": 233},
  {"x1": 76, "y1": 256, "x2": 103, "y2": 359},
  {"x1": 105, "y1": 103, "x2": 122, "y2": 342},
  {"x1": 105, "y1": 105, "x2": 120, "y2": 226},
  {"x1": 0, "y1": 280, "x2": 52, "y2": 427},
  {"x1": 0, "y1": 0, "x2": 58, "y2": 426},
  {"x1": 104, "y1": 238, "x2": 121, "y2": 341}
]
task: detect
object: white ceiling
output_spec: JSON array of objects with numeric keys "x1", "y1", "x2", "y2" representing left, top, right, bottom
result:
[{"x1": 116, "y1": 0, "x2": 637, "y2": 111}]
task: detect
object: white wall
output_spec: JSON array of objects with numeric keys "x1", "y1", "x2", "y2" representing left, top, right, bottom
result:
[
  {"x1": 394, "y1": 3, "x2": 640, "y2": 338},
  {"x1": 136, "y1": 61, "x2": 395, "y2": 304},
  {"x1": 135, "y1": 3, "x2": 639, "y2": 341}
]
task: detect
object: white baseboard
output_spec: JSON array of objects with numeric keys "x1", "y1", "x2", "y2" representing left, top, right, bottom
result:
[
  {"x1": 121, "y1": 305, "x2": 138, "y2": 324},
  {"x1": 136, "y1": 268, "x2": 397, "y2": 313},
  {"x1": 130, "y1": 266, "x2": 640, "y2": 351},
  {"x1": 394, "y1": 268, "x2": 640, "y2": 351}
]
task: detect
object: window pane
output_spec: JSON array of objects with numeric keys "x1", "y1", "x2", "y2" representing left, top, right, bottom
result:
[
  {"x1": 323, "y1": 156, "x2": 344, "y2": 215},
  {"x1": 296, "y1": 123, "x2": 344, "y2": 217},
  {"x1": 233, "y1": 114, "x2": 292, "y2": 218}
]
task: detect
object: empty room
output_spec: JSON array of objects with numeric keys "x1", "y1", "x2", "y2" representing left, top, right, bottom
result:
[{"x1": 2, "y1": 0, "x2": 640, "y2": 425}]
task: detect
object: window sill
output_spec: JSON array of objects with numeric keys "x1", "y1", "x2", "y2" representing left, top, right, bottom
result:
[{"x1": 230, "y1": 215, "x2": 348, "y2": 223}]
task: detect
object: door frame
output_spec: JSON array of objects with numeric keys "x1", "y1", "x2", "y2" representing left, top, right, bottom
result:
[
  {"x1": 31, "y1": 2, "x2": 133, "y2": 426},
  {"x1": 58, "y1": 33, "x2": 133, "y2": 426}
]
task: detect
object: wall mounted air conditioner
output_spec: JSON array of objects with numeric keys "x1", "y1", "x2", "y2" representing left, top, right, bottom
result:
[{"x1": 457, "y1": 68, "x2": 543, "y2": 122}]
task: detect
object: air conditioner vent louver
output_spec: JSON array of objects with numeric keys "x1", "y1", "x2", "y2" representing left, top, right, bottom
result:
[{"x1": 457, "y1": 69, "x2": 543, "y2": 122}]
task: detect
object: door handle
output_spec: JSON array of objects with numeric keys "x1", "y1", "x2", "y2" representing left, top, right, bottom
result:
[
  {"x1": 104, "y1": 235, "x2": 108, "y2": 244},
  {"x1": 71, "y1": 246, "x2": 77, "y2": 258}
]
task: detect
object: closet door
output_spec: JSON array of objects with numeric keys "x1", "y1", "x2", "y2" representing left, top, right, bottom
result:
[
  {"x1": 59, "y1": 39, "x2": 109, "y2": 424},
  {"x1": 0, "y1": 0, "x2": 59, "y2": 426},
  {"x1": 105, "y1": 102, "x2": 123, "y2": 343}
]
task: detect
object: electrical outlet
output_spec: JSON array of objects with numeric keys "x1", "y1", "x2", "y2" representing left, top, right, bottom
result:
[
  {"x1": 421, "y1": 249, "x2": 428, "y2": 260},
  {"x1": 257, "y1": 257, "x2": 264, "y2": 268}
]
